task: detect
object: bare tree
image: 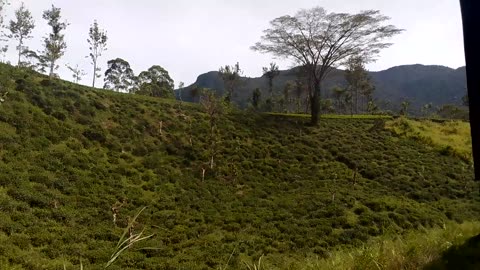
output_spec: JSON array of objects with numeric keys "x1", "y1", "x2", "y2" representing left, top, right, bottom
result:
[
  {"x1": 87, "y1": 20, "x2": 108, "y2": 87},
  {"x1": 200, "y1": 89, "x2": 224, "y2": 170},
  {"x1": 8, "y1": 2, "x2": 35, "y2": 66},
  {"x1": 252, "y1": 7, "x2": 403, "y2": 125},
  {"x1": 66, "y1": 64, "x2": 87, "y2": 84}
]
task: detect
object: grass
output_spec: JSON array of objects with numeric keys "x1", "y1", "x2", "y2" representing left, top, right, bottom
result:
[
  {"x1": 386, "y1": 117, "x2": 473, "y2": 162},
  {"x1": 267, "y1": 112, "x2": 393, "y2": 119},
  {"x1": 0, "y1": 63, "x2": 477, "y2": 269},
  {"x1": 256, "y1": 221, "x2": 480, "y2": 270}
]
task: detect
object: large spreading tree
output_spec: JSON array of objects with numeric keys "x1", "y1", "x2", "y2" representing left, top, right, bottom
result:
[
  {"x1": 136, "y1": 65, "x2": 175, "y2": 98},
  {"x1": 252, "y1": 7, "x2": 403, "y2": 125},
  {"x1": 104, "y1": 58, "x2": 135, "y2": 92}
]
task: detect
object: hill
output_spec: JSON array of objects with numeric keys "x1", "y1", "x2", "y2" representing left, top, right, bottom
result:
[
  {"x1": 0, "y1": 63, "x2": 478, "y2": 269},
  {"x1": 178, "y1": 65, "x2": 467, "y2": 113}
]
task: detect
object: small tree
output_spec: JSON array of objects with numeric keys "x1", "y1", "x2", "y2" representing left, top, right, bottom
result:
[
  {"x1": 104, "y1": 58, "x2": 135, "y2": 92},
  {"x1": 283, "y1": 81, "x2": 294, "y2": 112},
  {"x1": 87, "y1": 20, "x2": 108, "y2": 87},
  {"x1": 219, "y1": 62, "x2": 242, "y2": 103},
  {"x1": 66, "y1": 64, "x2": 87, "y2": 84},
  {"x1": 200, "y1": 89, "x2": 224, "y2": 170},
  {"x1": 262, "y1": 62, "x2": 280, "y2": 98},
  {"x1": 252, "y1": 7, "x2": 402, "y2": 125},
  {"x1": 38, "y1": 5, "x2": 68, "y2": 77},
  {"x1": 400, "y1": 100, "x2": 410, "y2": 116},
  {"x1": 178, "y1": 81, "x2": 185, "y2": 101},
  {"x1": 332, "y1": 86, "x2": 346, "y2": 113},
  {"x1": 252, "y1": 88, "x2": 262, "y2": 110},
  {"x1": 8, "y1": 2, "x2": 35, "y2": 66}
]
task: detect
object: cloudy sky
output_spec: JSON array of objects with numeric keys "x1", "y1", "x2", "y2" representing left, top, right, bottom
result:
[{"x1": 3, "y1": 0, "x2": 465, "y2": 87}]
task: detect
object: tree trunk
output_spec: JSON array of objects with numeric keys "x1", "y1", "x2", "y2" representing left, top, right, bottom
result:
[
  {"x1": 17, "y1": 40, "x2": 22, "y2": 66},
  {"x1": 49, "y1": 60, "x2": 55, "y2": 78},
  {"x1": 92, "y1": 61, "x2": 97, "y2": 88},
  {"x1": 310, "y1": 83, "x2": 321, "y2": 125}
]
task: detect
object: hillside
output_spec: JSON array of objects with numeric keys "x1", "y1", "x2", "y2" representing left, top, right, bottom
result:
[
  {"x1": 178, "y1": 65, "x2": 467, "y2": 112},
  {"x1": 0, "y1": 64, "x2": 478, "y2": 269}
]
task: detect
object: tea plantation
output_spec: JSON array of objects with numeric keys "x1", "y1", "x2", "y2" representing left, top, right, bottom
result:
[{"x1": 0, "y1": 64, "x2": 478, "y2": 269}]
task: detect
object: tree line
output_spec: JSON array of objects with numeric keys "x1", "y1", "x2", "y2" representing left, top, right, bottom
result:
[{"x1": 0, "y1": 1, "x2": 175, "y2": 98}]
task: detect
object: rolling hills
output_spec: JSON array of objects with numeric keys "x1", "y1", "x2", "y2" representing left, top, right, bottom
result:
[
  {"x1": 178, "y1": 64, "x2": 467, "y2": 113},
  {"x1": 0, "y1": 63, "x2": 478, "y2": 269}
]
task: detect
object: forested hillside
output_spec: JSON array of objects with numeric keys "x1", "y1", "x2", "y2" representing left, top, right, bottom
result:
[
  {"x1": 179, "y1": 64, "x2": 467, "y2": 113},
  {"x1": 0, "y1": 64, "x2": 478, "y2": 269}
]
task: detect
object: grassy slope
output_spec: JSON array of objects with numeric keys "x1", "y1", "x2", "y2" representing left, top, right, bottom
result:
[
  {"x1": 0, "y1": 64, "x2": 478, "y2": 269},
  {"x1": 386, "y1": 118, "x2": 473, "y2": 162}
]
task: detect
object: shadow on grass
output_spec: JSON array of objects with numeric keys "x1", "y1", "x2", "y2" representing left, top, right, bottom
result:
[{"x1": 425, "y1": 234, "x2": 480, "y2": 270}]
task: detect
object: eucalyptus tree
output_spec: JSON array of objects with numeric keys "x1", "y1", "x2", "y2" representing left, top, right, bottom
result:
[
  {"x1": 87, "y1": 20, "x2": 108, "y2": 87},
  {"x1": 8, "y1": 2, "x2": 35, "y2": 66},
  {"x1": 38, "y1": 5, "x2": 68, "y2": 77}
]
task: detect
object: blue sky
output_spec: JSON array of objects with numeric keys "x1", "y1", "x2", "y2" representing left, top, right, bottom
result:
[{"x1": 4, "y1": 0, "x2": 465, "y2": 86}]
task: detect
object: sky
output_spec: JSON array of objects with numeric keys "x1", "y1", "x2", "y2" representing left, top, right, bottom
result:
[{"x1": 3, "y1": 0, "x2": 466, "y2": 87}]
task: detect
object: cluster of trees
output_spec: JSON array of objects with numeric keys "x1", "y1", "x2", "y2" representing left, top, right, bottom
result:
[
  {"x1": 0, "y1": 1, "x2": 174, "y2": 98},
  {"x1": 246, "y1": 57, "x2": 378, "y2": 116},
  {"x1": 103, "y1": 58, "x2": 175, "y2": 98}
]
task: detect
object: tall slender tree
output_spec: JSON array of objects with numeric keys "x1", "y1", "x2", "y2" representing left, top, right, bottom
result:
[
  {"x1": 87, "y1": 20, "x2": 108, "y2": 87},
  {"x1": 219, "y1": 62, "x2": 242, "y2": 103},
  {"x1": 262, "y1": 62, "x2": 280, "y2": 98},
  {"x1": 37, "y1": 5, "x2": 68, "y2": 77},
  {"x1": 345, "y1": 56, "x2": 375, "y2": 114},
  {"x1": 8, "y1": 2, "x2": 35, "y2": 66},
  {"x1": 252, "y1": 7, "x2": 402, "y2": 125}
]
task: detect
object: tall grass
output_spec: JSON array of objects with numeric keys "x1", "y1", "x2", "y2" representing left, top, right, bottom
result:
[
  {"x1": 386, "y1": 118, "x2": 472, "y2": 162},
  {"x1": 260, "y1": 222, "x2": 480, "y2": 270}
]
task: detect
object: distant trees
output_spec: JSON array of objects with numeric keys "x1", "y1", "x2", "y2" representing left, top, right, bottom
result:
[
  {"x1": 8, "y1": 2, "x2": 35, "y2": 66},
  {"x1": 252, "y1": 7, "x2": 402, "y2": 125},
  {"x1": 345, "y1": 56, "x2": 375, "y2": 114},
  {"x1": 87, "y1": 20, "x2": 108, "y2": 88},
  {"x1": 104, "y1": 58, "x2": 135, "y2": 92},
  {"x1": 136, "y1": 65, "x2": 174, "y2": 98},
  {"x1": 37, "y1": 5, "x2": 68, "y2": 77},
  {"x1": 219, "y1": 62, "x2": 242, "y2": 103}
]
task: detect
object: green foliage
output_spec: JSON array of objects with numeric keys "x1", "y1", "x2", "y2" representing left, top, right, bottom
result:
[{"x1": 0, "y1": 63, "x2": 477, "y2": 269}]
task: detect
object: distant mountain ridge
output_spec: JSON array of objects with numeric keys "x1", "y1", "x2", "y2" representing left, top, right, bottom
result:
[{"x1": 177, "y1": 64, "x2": 467, "y2": 113}]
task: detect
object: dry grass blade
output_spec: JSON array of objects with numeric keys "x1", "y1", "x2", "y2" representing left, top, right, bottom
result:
[{"x1": 105, "y1": 207, "x2": 155, "y2": 269}]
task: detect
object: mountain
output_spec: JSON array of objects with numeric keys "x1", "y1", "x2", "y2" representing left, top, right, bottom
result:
[
  {"x1": 0, "y1": 63, "x2": 477, "y2": 269},
  {"x1": 178, "y1": 64, "x2": 467, "y2": 113}
]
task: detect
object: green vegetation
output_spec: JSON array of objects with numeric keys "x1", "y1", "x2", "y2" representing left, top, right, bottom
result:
[
  {"x1": 0, "y1": 64, "x2": 478, "y2": 269},
  {"x1": 386, "y1": 117, "x2": 473, "y2": 162},
  {"x1": 258, "y1": 221, "x2": 480, "y2": 269}
]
